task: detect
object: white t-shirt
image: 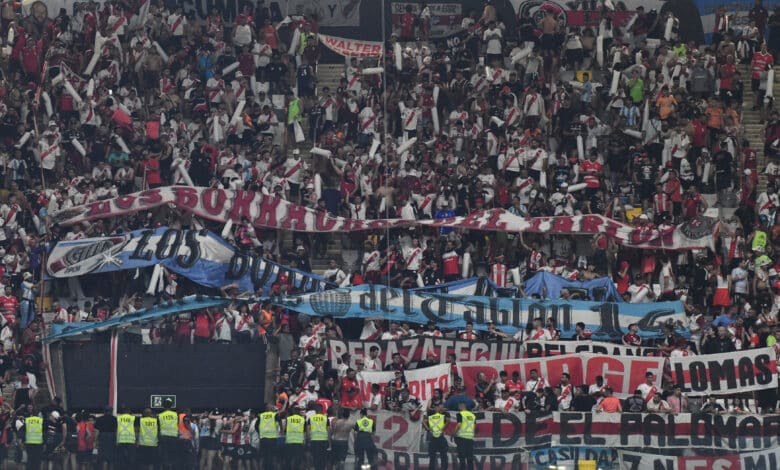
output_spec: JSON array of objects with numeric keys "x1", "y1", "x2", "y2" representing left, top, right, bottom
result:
[
  {"x1": 483, "y1": 27, "x2": 503, "y2": 55},
  {"x1": 628, "y1": 284, "x2": 652, "y2": 303}
]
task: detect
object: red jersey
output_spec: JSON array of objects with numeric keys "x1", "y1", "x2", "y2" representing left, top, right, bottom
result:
[
  {"x1": 339, "y1": 377, "x2": 362, "y2": 409},
  {"x1": 751, "y1": 52, "x2": 774, "y2": 79},
  {"x1": 719, "y1": 63, "x2": 736, "y2": 90},
  {"x1": 623, "y1": 333, "x2": 641, "y2": 346},
  {"x1": 692, "y1": 120, "x2": 707, "y2": 147},
  {"x1": 400, "y1": 12, "x2": 416, "y2": 38},
  {"x1": 580, "y1": 160, "x2": 603, "y2": 188},
  {"x1": 194, "y1": 314, "x2": 212, "y2": 338},
  {"x1": 442, "y1": 251, "x2": 459, "y2": 275},
  {"x1": 0, "y1": 295, "x2": 19, "y2": 319},
  {"x1": 261, "y1": 25, "x2": 278, "y2": 49}
]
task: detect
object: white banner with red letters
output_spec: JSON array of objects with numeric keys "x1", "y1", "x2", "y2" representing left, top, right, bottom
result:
[
  {"x1": 457, "y1": 354, "x2": 665, "y2": 398},
  {"x1": 356, "y1": 364, "x2": 450, "y2": 410},
  {"x1": 669, "y1": 347, "x2": 778, "y2": 396},
  {"x1": 522, "y1": 340, "x2": 658, "y2": 358},
  {"x1": 554, "y1": 412, "x2": 780, "y2": 451},
  {"x1": 327, "y1": 338, "x2": 658, "y2": 371},
  {"x1": 367, "y1": 410, "x2": 534, "y2": 469},
  {"x1": 50, "y1": 187, "x2": 717, "y2": 250},
  {"x1": 318, "y1": 33, "x2": 383, "y2": 57}
]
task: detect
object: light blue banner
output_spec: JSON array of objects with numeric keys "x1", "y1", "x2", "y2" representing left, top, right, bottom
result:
[
  {"x1": 46, "y1": 295, "x2": 232, "y2": 342},
  {"x1": 46, "y1": 227, "x2": 332, "y2": 295},
  {"x1": 524, "y1": 272, "x2": 623, "y2": 302},
  {"x1": 275, "y1": 285, "x2": 689, "y2": 340}
]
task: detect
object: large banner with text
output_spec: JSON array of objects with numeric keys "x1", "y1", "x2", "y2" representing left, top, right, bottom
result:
[
  {"x1": 50, "y1": 187, "x2": 717, "y2": 250},
  {"x1": 276, "y1": 284, "x2": 689, "y2": 339},
  {"x1": 355, "y1": 364, "x2": 450, "y2": 409},
  {"x1": 619, "y1": 449, "x2": 780, "y2": 470},
  {"x1": 458, "y1": 354, "x2": 665, "y2": 399},
  {"x1": 326, "y1": 338, "x2": 658, "y2": 370},
  {"x1": 45, "y1": 227, "x2": 331, "y2": 294},
  {"x1": 553, "y1": 412, "x2": 780, "y2": 451},
  {"x1": 669, "y1": 348, "x2": 778, "y2": 396}
]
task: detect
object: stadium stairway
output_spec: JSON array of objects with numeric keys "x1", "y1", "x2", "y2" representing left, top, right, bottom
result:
[
  {"x1": 279, "y1": 63, "x2": 347, "y2": 276},
  {"x1": 742, "y1": 65, "x2": 780, "y2": 194}
]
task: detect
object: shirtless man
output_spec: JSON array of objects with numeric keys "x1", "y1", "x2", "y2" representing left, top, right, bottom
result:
[
  {"x1": 330, "y1": 409, "x2": 355, "y2": 470},
  {"x1": 540, "y1": 10, "x2": 560, "y2": 75}
]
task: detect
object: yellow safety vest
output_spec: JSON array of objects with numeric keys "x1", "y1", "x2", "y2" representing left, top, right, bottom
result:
[
  {"x1": 753, "y1": 231, "x2": 767, "y2": 251},
  {"x1": 428, "y1": 413, "x2": 445, "y2": 438},
  {"x1": 139, "y1": 417, "x2": 159, "y2": 447},
  {"x1": 258, "y1": 412, "x2": 278, "y2": 439},
  {"x1": 356, "y1": 417, "x2": 373, "y2": 433},
  {"x1": 158, "y1": 411, "x2": 179, "y2": 437},
  {"x1": 456, "y1": 411, "x2": 475, "y2": 440},
  {"x1": 117, "y1": 414, "x2": 136, "y2": 444},
  {"x1": 25, "y1": 416, "x2": 43, "y2": 445},
  {"x1": 285, "y1": 415, "x2": 305, "y2": 444},
  {"x1": 309, "y1": 414, "x2": 328, "y2": 441},
  {"x1": 298, "y1": 32, "x2": 314, "y2": 55}
]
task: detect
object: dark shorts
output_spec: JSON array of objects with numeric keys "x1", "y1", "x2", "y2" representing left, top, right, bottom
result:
[
  {"x1": 260, "y1": 438, "x2": 277, "y2": 458},
  {"x1": 237, "y1": 445, "x2": 255, "y2": 460},
  {"x1": 200, "y1": 436, "x2": 220, "y2": 451},
  {"x1": 77, "y1": 450, "x2": 94, "y2": 464},
  {"x1": 331, "y1": 441, "x2": 348, "y2": 462},
  {"x1": 97, "y1": 442, "x2": 115, "y2": 462},
  {"x1": 455, "y1": 437, "x2": 474, "y2": 458},
  {"x1": 137, "y1": 446, "x2": 159, "y2": 465},
  {"x1": 541, "y1": 33, "x2": 558, "y2": 51},
  {"x1": 222, "y1": 444, "x2": 238, "y2": 458}
]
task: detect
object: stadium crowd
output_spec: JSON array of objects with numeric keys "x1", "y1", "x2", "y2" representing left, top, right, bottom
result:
[{"x1": 0, "y1": 0, "x2": 777, "y2": 467}]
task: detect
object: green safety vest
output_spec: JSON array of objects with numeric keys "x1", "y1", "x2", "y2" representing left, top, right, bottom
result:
[
  {"x1": 117, "y1": 414, "x2": 136, "y2": 444},
  {"x1": 428, "y1": 413, "x2": 445, "y2": 438},
  {"x1": 298, "y1": 32, "x2": 314, "y2": 55},
  {"x1": 25, "y1": 416, "x2": 43, "y2": 445},
  {"x1": 356, "y1": 417, "x2": 373, "y2": 433},
  {"x1": 285, "y1": 415, "x2": 305, "y2": 444},
  {"x1": 258, "y1": 412, "x2": 278, "y2": 439},
  {"x1": 456, "y1": 411, "x2": 475, "y2": 440},
  {"x1": 158, "y1": 411, "x2": 179, "y2": 437},
  {"x1": 139, "y1": 417, "x2": 159, "y2": 447},
  {"x1": 753, "y1": 230, "x2": 767, "y2": 251},
  {"x1": 309, "y1": 414, "x2": 328, "y2": 441}
]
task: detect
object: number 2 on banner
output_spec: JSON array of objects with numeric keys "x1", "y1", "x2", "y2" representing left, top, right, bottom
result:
[{"x1": 381, "y1": 415, "x2": 409, "y2": 450}]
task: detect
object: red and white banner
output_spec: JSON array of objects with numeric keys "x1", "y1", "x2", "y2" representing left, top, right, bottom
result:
[
  {"x1": 356, "y1": 364, "x2": 449, "y2": 410},
  {"x1": 619, "y1": 450, "x2": 780, "y2": 470},
  {"x1": 327, "y1": 337, "x2": 525, "y2": 370},
  {"x1": 318, "y1": 33, "x2": 383, "y2": 57},
  {"x1": 669, "y1": 347, "x2": 778, "y2": 396},
  {"x1": 554, "y1": 412, "x2": 780, "y2": 451},
  {"x1": 367, "y1": 410, "x2": 533, "y2": 469},
  {"x1": 51, "y1": 187, "x2": 718, "y2": 250},
  {"x1": 523, "y1": 340, "x2": 658, "y2": 358},
  {"x1": 458, "y1": 354, "x2": 665, "y2": 398}
]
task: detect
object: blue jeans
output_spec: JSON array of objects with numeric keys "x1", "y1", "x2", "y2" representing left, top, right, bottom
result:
[{"x1": 20, "y1": 300, "x2": 35, "y2": 329}]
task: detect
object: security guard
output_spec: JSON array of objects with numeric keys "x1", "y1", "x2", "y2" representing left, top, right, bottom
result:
[
  {"x1": 24, "y1": 409, "x2": 44, "y2": 470},
  {"x1": 116, "y1": 408, "x2": 137, "y2": 468},
  {"x1": 307, "y1": 404, "x2": 329, "y2": 470},
  {"x1": 423, "y1": 405, "x2": 449, "y2": 470},
  {"x1": 138, "y1": 408, "x2": 159, "y2": 470},
  {"x1": 353, "y1": 408, "x2": 376, "y2": 470},
  {"x1": 158, "y1": 399, "x2": 179, "y2": 469},
  {"x1": 257, "y1": 404, "x2": 279, "y2": 470},
  {"x1": 455, "y1": 401, "x2": 475, "y2": 470},
  {"x1": 284, "y1": 407, "x2": 307, "y2": 470}
]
